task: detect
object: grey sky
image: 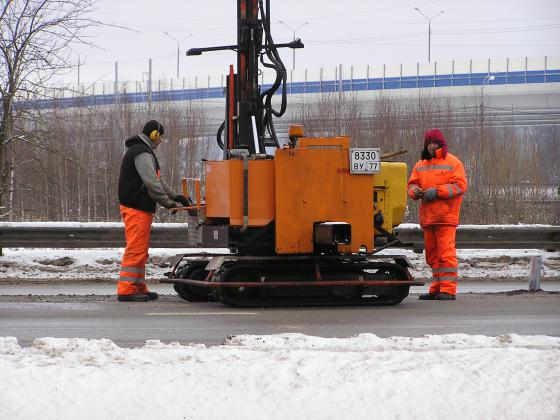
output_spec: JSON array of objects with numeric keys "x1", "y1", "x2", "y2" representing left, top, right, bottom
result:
[{"x1": 65, "y1": 0, "x2": 560, "y2": 86}]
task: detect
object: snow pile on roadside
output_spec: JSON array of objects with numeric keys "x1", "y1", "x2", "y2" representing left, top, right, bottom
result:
[
  {"x1": 380, "y1": 248, "x2": 560, "y2": 280},
  {"x1": 0, "y1": 248, "x2": 228, "y2": 282},
  {"x1": 0, "y1": 333, "x2": 558, "y2": 420},
  {"x1": 0, "y1": 247, "x2": 558, "y2": 282},
  {"x1": 0, "y1": 222, "x2": 558, "y2": 282}
]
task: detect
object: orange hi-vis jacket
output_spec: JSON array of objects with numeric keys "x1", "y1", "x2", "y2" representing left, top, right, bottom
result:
[{"x1": 407, "y1": 149, "x2": 468, "y2": 226}]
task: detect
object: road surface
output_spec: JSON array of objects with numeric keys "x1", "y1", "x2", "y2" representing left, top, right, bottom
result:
[{"x1": 0, "y1": 284, "x2": 558, "y2": 347}]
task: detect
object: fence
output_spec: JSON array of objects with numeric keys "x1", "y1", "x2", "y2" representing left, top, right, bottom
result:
[{"x1": 31, "y1": 56, "x2": 560, "y2": 109}]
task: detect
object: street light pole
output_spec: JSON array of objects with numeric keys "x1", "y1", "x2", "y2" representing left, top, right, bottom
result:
[
  {"x1": 164, "y1": 32, "x2": 193, "y2": 79},
  {"x1": 480, "y1": 74, "x2": 495, "y2": 147},
  {"x1": 414, "y1": 8, "x2": 444, "y2": 62},
  {"x1": 476, "y1": 73, "x2": 495, "y2": 190},
  {"x1": 278, "y1": 20, "x2": 309, "y2": 70}
]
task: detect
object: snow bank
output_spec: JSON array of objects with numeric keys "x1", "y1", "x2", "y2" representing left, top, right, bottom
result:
[
  {"x1": 0, "y1": 247, "x2": 559, "y2": 282},
  {"x1": 0, "y1": 222, "x2": 187, "y2": 228},
  {"x1": 0, "y1": 334, "x2": 558, "y2": 420},
  {"x1": 0, "y1": 248, "x2": 228, "y2": 282}
]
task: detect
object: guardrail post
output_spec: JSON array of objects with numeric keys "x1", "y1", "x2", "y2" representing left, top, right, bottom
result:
[
  {"x1": 528, "y1": 256, "x2": 542, "y2": 291},
  {"x1": 413, "y1": 243, "x2": 424, "y2": 254}
]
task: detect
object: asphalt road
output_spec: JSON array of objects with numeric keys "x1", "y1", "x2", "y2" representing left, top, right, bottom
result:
[{"x1": 1, "y1": 290, "x2": 558, "y2": 347}]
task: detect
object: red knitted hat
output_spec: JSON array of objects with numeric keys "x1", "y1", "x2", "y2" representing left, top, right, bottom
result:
[{"x1": 423, "y1": 128, "x2": 447, "y2": 157}]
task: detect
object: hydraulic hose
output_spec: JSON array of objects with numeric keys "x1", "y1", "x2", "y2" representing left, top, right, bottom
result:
[
  {"x1": 257, "y1": 0, "x2": 288, "y2": 147},
  {"x1": 216, "y1": 120, "x2": 225, "y2": 150}
]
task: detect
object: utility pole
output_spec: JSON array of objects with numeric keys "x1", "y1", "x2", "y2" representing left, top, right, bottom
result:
[
  {"x1": 164, "y1": 32, "x2": 193, "y2": 79},
  {"x1": 77, "y1": 54, "x2": 85, "y2": 85},
  {"x1": 114, "y1": 61, "x2": 118, "y2": 95},
  {"x1": 74, "y1": 47, "x2": 93, "y2": 85},
  {"x1": 414, "y1": 8, "x2": 444, "y2": 62},
  {"x1": 148, "y1": 58, "x2": 152, "y2": 114}
]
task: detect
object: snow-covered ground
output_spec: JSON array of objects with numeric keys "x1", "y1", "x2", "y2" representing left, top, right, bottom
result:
[
  {"x1": 0, "y1": 333, "x2": 558, "y2": 420},
  {"x1": 1, "y1": 244, "x2": 559, "y2": 419},
  {"x1": 0, "y1": 246, "x2": 558, "y2": 282}
]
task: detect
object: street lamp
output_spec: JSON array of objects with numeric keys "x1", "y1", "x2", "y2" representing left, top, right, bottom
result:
[
  {"x1": 278, "y1": 20, "x2": 309, "y2": 70},
  {"x1": 480, "y1": 74, "x2": 495, "y2": 118},
  {"x1": 164, "y1": 32, "x2": 193, "y2": 79},
  {"x1": 479, "y1": 74, "x2": 495, "y2": 158},
  {"x1": 482, "y1": 74, "x2": 495, "y2": 88},
  {"x1": 414, "y1": 8, "x2": 444, "y2": 62}
]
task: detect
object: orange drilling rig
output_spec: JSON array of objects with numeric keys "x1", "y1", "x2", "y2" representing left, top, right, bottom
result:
[{"x1": 161, "y1": 0, "x2": 421, "y2": 306}]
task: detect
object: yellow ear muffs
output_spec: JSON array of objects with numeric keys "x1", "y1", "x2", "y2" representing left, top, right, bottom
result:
[{"x1": 150, "y1": 130, "x2": 161, "y2": 141}]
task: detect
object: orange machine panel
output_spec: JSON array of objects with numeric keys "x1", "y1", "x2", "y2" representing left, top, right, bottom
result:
[
  {"x1": 275, "y1": 137, "x2": 374, "y2": 254},
  {"x1": 205, "y1": 159, "x2": 275, "y2": 227}
]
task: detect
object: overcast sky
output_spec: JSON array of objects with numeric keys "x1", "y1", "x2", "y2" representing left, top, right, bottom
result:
[{"x1": 64, "y1": 0, "x2": 560, "y2": 87}]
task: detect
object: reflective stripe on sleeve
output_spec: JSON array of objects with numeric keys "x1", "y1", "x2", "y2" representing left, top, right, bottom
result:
[
  {"x1": 416, "y1": 165, "x2": 453, "y2": 172},
  {"x1": 446, "y1": 184, "x2": 455, "y2": 198},
  {"x1": 452, "y1": 183, "x2": 463, "y2": 195}
]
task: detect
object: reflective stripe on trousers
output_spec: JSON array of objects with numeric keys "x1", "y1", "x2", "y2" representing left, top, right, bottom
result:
[
  {"x1": 117, "y1": 205, "x2": 153, "y2": 296},
  {"x1": 423, "y1": 225, "x2": 458, "y2": 295}
]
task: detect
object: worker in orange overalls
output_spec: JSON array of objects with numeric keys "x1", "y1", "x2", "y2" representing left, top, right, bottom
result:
[
  {"x1": 117, "y1": 120, "x2": 192, "y2": 302},
  {"x1": 407, "y1": 128, "x2": 468, "y2": 301}
]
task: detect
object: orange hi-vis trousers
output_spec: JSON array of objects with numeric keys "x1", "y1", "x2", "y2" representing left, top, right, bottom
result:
[
  {"x1": 117, "y1": 205, "x2": 153, "y2": 296},
  {"x1": 423, "y1": 225, "x2": 458, "y2": 295}
]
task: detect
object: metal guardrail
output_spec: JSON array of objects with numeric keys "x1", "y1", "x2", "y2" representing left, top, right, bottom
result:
[
  {"x1": 0, "y1": 223, "x2": 558, "y2": 250},
  {"x1": 394, "y1": 224, "x2": 560, "y2": 251},
  {"x1": 0, "y1": 223, "x2": 191, "y2": 248}
]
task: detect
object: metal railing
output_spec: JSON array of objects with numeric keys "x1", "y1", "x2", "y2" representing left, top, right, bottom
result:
[
  {"x1": 0, "y1": 223, "x2": 190, "y2": 248},
  {"x1": 0, "y1": 223, "x2": 558, "y2": 250},
  {"x1": 394, "y1": 224, "x2": 560, "y2": 251},
  {"x1": 32, "y1": 68, "x2": 560, "y2": 110},
  {"x1": 29, "y1": 55, "x2": 560, "y2": 110}
]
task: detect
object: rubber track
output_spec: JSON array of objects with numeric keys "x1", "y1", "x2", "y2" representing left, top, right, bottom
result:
[{"x1": 215, "y1": 260, "x2": 411, "y2": 307}]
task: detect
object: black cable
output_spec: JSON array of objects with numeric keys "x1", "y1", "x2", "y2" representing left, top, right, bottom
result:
[
  {"x1": 258, "y1": 0, "x2": 288, "y2": 148},
  {"x1": 216, "y1": 120, "x2": 225, "y2": 150}
]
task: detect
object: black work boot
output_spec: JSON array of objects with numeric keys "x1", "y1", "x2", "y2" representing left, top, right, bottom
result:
[
  {"x1": 435, "y1": 292, "x2": 456, "y2": 301},
  {"x1": 117, "y1": 294, "x2": 149, "y2": 302},
  {"x1": 419, "y1": 293, "x2": 437, "y2": 300},
  {"x1": 146, "y1": 292, "x2": 159, "y2": 301}
]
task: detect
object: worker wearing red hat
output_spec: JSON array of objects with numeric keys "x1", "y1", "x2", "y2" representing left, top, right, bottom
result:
[
  {"x1": 407, "y1": 128, "x2": 468, "y2": 300},
  {"x1": 117, "y1": 120, "x2": 192, "y2": 302}
]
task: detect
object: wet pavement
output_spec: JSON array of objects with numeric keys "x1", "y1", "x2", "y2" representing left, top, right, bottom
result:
[
  {"x1": 1, "y1": 280, "x2": 559, "y2": 296},
  {"x1": 0, "y1": 284, "x2": 558, "y2": 347}
]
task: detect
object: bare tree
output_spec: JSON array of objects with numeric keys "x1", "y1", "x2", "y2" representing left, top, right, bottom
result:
[{"x1": 0, "y1": 0, "x2": 99, "y2": 219}]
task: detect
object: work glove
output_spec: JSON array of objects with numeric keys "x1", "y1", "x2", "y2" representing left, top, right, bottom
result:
[
  {"x1": 166, "y1": 202, "x2": 180, "y2": 215},
  {"x1": 422, "y1": 188, "x2": 438, "y2": 202},
  {"x1": 411, "y1": 186, "x2": 423, "y2": 199},
  {"x1": 174, "y1": 195, "x2": 193, "y2": 207},
  {"x1": 165, "y1": 202, "x2": 180, "y2": 209}
]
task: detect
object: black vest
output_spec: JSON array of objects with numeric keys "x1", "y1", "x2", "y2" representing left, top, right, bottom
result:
[{"x1": 118, "y1": 135, "x2": 160, "y2": 213}]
